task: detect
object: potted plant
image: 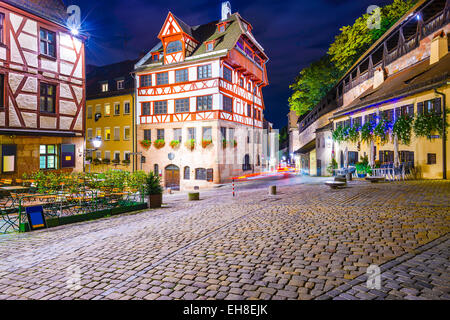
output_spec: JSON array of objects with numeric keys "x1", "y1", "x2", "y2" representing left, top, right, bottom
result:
[
  {"x1": 185, "y1": 139, "x2": 195, "y2": 151},
  {"x1": 145, "y1": 172, "x2": 163, "y2": 208},
  {"x1": 93, "y1": 158, "x2": 101, "y2": 166},
  {"x1": 202, "y1": 139, "x2": 212, "y2": 148},
  {"x1": 170, "y1": 140, "x2": 180, "y2": 149},
  {"x1": 122, "y1": 159, "x2": 130, "y2": 166},
  {"x1": 154, "y1": 139, "x2": 165, "y2": 149},
  {"x1": 140, "y1": 140, "x2": 152, "y2": 150}
]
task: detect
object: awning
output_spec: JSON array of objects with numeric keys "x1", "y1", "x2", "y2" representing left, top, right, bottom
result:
[{"x1": 294, "y1": 139, "x2": 315, "y2": 155}]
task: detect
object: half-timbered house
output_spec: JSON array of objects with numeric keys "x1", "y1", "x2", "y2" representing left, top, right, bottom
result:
[
  {"x1": 0, "y1": 0, "x2": 85, "y2": 179},
  {"x1": 135, "y1": 2, "x2": 269, "y2": 190}
]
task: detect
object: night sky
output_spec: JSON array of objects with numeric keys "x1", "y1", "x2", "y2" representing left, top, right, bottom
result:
[{"x1": 68, "y1": 0, "x2": 393, "y2": 129}]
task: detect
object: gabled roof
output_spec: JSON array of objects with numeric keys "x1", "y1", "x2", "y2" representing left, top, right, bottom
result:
[
  {"x1": 171, "y1": 13, "x2": 194, "y2": 38},
  {"x1": 333, "y1": 53, "x2": 450, "y2": 118},
  {"x1": 86, "y1": 59, "x2": 138, "y2": 99},
  {"x1": 4, "y1": 0, "x2": 68, "y2": 26},
  {"x1": 136, "y1": 12, "x2": 266, "y2": 70}
]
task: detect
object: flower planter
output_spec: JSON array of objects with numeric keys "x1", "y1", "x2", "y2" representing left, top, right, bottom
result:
[
  {"x1": 154, "y1": 140, "x2": 165, "y2": 149},
  {"x1": 188, "y1": 192, "x2": 200, "y2": 201},
  {"x1": 140, "y1": 140, "x2": 152, "y2": 150},
  {"x1": 148, "y1": 194, "x2": 162, "y2": 208},
  {"x1": 357, "y1": 173, "x2": 367, "y2": 178},
  {"x1": 202, "y1": 139, "x2": 212, "y2": 149}
]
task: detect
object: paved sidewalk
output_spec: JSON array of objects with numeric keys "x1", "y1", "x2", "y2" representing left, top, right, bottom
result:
[{"x1": 0, "y1": 180, "x2": 448, "y2": 300}]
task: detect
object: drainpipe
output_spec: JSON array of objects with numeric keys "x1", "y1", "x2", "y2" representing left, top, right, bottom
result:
[
  {"x1": 131, "y1": 72, "x2": 137, "y2": 173},
  {"x1": 435, "y1": 88, "x2": 447, "y2": 180}
]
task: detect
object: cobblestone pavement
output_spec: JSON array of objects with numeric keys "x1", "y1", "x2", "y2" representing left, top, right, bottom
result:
[{"x1": 0, "y1": 179, "x2": 448, "y2": 300}]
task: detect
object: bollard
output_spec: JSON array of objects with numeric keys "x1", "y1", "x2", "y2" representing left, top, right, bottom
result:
[
  {"x1": 188, "y1": 192, "x2": 200, "y2": 201},
  {"x1": 269, "y1": 185, "x2": 277, "y2": 195},
  {"x1": 232, "y1": 178, "x2": 235, "y2": 197}
]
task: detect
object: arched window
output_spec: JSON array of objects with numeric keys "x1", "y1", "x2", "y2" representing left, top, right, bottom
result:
[
  {"x1": 166, "y1": 41, "x2": 182, "y2": 54},
  {"x1": 154, "y1": 164, "x2": 159, "y2": 175},
  {"x1": 184, "y1": 166, "x2": 190, "y2": 180},
  {"x1": 243, "y1": 154, "x2": 251, "y2": 171}
]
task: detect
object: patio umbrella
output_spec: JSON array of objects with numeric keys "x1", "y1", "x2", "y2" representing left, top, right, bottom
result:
[{"x1": 393, "y1": 134, "x2": 400, "y2": 167}]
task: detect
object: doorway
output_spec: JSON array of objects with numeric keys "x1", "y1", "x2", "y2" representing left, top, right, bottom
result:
[{"x1": 165, "y1": 165, "x2": 180, "y2": 190}]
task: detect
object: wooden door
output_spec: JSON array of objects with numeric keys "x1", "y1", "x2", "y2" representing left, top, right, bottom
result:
[{"x1": 165, "y1": 165, "x2": 180, "y2": 190}]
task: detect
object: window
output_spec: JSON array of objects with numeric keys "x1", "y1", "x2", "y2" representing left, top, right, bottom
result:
[
  {"x1": 152, "y1": 53, "x2": 160, "y2": 62},
  {"x1": 104, "y1": 151, "x2": 111, "y2": 160},
  {"x1": 114, "y1": 127, "x2": 120, "y2": 141},
  {"x1": 144, "y1": 129, "x2": 151, "y2": 141},
  {"x1": 207, "y1": 169, "x2": 213, "y2": 182},
  {"x1": 348, "y1": 152, "x2": 358, "y2": 165},
  {"x1": 174, "y1": 128, "x2": 182, "y2": 142},
  {"x1": 184, "y1": 167, "x2": 190, "y2": 180},
  {"x1": 175, "y1": 98, "x2": 190, "y2": 113},
  {"x1": 229, "y1": 128, "x2": 235, "y2": 141},
  {"x1": 220, "y1": 127, "x2": 226, "y2": 140},
  {"x1": 223, "y1": 96, "x2": 233, "y2": 112},
  {"x1": 0, "y1": 74, "x2": 3, "y2": 109},
  {"x1": 197, "y1": 64, "x2": 212, "y2": 79},
  {"x1": 114, "y1": 103, "x2": 120, "y2": 115},
  {"x1": 157, "y1": 129, "x2": 165, "y2": 140},
  {"x1": 95, "y1": 128, "x2": 101, "y2": 138},
  {"x1": 141, "y1": 75, "x2": 152, "y2": 87},
  {"x1": 104, "y1": 128, "x2": 111, "y2": 141},
  {"x1": 40, "y1": 145, "x2": 58, "y2": 170},
  {"x1": 124, "y1": 102, "x2": 130, "y2": 114},
  {"x1": 197, "y1": 95, "x2": 212, "y2": 111},
  {"x1": 203, "y1": 127, "x2": 212, "y2": 140},
  {"x1": 419, "y1": 98, "x2": 442, "y2": 115},
  {"x1": 195, "y1": 168, "x2": 207, "y2": 180},
  {"x1": 156, "y1": 72, "x2": 169, "y2": 85},
  {"x1": 206, "y1": 42, "x2": 214, "y2": 52},
  {"x1": 124, "y1": 152, "x2": 131, "y2": 161},
  {"x1": 427, "y1": 153, "x2": 437, "y2": 165},
  {"x1": 87, "y1": 106, "x2": 93, "y2": 119},
  {"x1": 40, "y1": 83, "x2": 56, "y2": 113},
  {"x1": 96, "y1": 151, "x2": 102, "y2": 160},
  {"x1": 223, "y1": 67, "x2": 232, "y2": 82},
  {"x1": 87, "y1": 128, "x2": 93, "y2": 139},
  {"x1": 166, "y1": 40, "x2": 182, "y2": 54},
  {"x1": 243, "y1": 154, "x2": 251, "y2": 171},
  {"x1": 175, "y1": 69, "x2": 188, "y2": 83},
  {"x1": 247, "y1": 104, "x2": 252, "y2": 117},
  {"x1": 104, "y1": 104, "x2": 111, "y2": 117},
  {"x1": 114, "y1": 152, "x2": 120, "y2": 161},
  {"x1": 154, "y1": 164, "x2": 159, "y2": 174},
  {"x1": 39, "y1": 28, "x2": 56, "y2": 57},
  {"x1": 101, "y1": 83, "x2": 108, "y2": 92},
  {"x1": 117, "y1": 80, "x2": 124, "y2": 90},
  {"x1": 0, "y1": 13, "x2": 4, "y2": 44},
  {"x1": 353, "y1": 117, "x2": 362, "y2": 128},
  {"x1": 247, "y1": 82, "x2": 251, "y2": 92},
  {"x1": 239, "y1": 78, "x2": 244, "y2": 87},
  {"x1": 154, "y1": 101, "x2": 167, "y2": 114},
  {"x1": 95, "y1": 105, "x2": 101, "y2": 115},
  {"x1": 188, "y1": 128, "x2": 196, "y2": 141},
  {"x1": 124, "y1": 127, "x2": 130, "y2": 140},
  {"x1": 218, "y1": 24, "x2": 225, "y2": 33},
  {"x1": 142, "y1": 102, "x2": 151, "y2": 116}
]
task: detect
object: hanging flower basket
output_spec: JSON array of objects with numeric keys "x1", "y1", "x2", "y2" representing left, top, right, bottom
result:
[
  {"x1": 360, "y1": 121, "x2": 374, "y2": 144},
  {"x1": 413, "y1": 112, "x2": 446, "y2": 141},
  {"x1": 374, "y1": 117, "x2": 390, "y2": 145},
  {"x1": 101, "y1": 158, "x2": 111, "y2": 165},
  {"x1": 393, "y1": 115, "x2": 413, "y2": 145},
  {"x1": 185, "y1": 139, "x2": 195, "y2": 151},
  {"x1": 154, "y1": 139, "x2": 165, "y2": 149},
  {"x1": 170, "y1": 140, "x2": 180, "y2": 149},
  {"x1": 140, "y1": 140, "x2": 152, "y2": 149},
  {"x1": 202, "y1": 139, "x2": 212, "y2": 148}
]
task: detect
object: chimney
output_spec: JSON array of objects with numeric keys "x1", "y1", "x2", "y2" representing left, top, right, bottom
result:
[
  {"x1": 221, "y1": 1, "x2": 231, "y2": 21},
  {"x1": 430, "y1": 31, "x2": 448, "y2": 65},
  {"x1": 373, "y1": 66, "x2": 386, "y2": 89}
]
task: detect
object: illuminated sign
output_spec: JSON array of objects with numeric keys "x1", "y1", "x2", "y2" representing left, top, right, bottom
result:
[{"x1": 26, "y1": 206, "x2": 47, "y2": 231}]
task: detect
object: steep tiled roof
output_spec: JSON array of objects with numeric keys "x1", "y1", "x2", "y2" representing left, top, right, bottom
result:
[
  {"x1": 137, "y1": 13, "x2": 263, "y2": 69},
  {"x1": 4, "y1": 0, "x2": 68, "y2": 25},
  {"x1": 87, "y1": 59, "x2": 138, "y2": 99},
  {"x1": 333, "y1": 53, "x2": 450, "y2": 118}
]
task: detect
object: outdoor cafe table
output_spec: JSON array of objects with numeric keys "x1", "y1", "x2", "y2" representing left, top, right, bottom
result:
[{"x1": 0, "y1": 186, "x2": 29, "y2": 192}]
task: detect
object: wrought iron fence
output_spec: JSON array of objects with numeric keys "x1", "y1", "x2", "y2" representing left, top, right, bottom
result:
[{"x1": 0, "y1": 189, "x2": 145, "y2": 234}]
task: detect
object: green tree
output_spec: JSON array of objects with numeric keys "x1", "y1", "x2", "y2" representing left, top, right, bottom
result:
[
  {"x1": 328, "y1": 0, "x2": 416, "y2": 72},
  {"x1": 288, "y1": 55, "x2": 341, "y2": 116}
]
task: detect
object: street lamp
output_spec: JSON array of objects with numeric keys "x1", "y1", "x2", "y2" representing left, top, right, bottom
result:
[{"x1": 85, "y1": 136, "x2": 102, "y2": 173}]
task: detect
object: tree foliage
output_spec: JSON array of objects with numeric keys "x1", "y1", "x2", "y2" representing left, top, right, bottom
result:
[
  {"x1": 289, "y1": 0, "x2": 416, "y2": 117},
  {"x1": 289, "y1": 55, "x2": 341, "y2": 116}
]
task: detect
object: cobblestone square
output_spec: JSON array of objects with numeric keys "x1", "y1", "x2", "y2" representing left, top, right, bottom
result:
[{"x1": 0, "y1": 180, "x2": 448, "y2": 300}]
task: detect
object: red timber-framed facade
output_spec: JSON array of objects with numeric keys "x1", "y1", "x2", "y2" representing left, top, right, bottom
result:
[
  {"x1": 135, "y1": 5, "x2": 269, "y2": 190},
  {"x1": 0, "y1": 0, "x2": 86, "y2": 179}
]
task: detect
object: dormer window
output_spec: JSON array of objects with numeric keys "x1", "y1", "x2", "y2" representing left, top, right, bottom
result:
[
  {"x1": 152, "y1": 52, "x2": 160, "y2": 62},
  {"x1": 117, "y1": 80, "x2": 124, "y2": 90},
  {"x1": 205, "y1": 41, "x2": 214, "y2": 52},
  {"x1": 101, "y1": 82, "x2": 108, "y2": 92},
  {"x1": 217, "y1": 22, "x2": 228, "y2": 33},
  {"x1": 166, "y1": 40, "x2": 182, "y2": 54}
]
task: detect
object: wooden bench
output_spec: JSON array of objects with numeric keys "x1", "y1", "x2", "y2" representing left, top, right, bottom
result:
[
  {"x1": 365, "y1": 176, "x2": 385, "y2": 183},
  {"x1": 325, "y1": 181, "x2": 347, "y2": 189}
]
